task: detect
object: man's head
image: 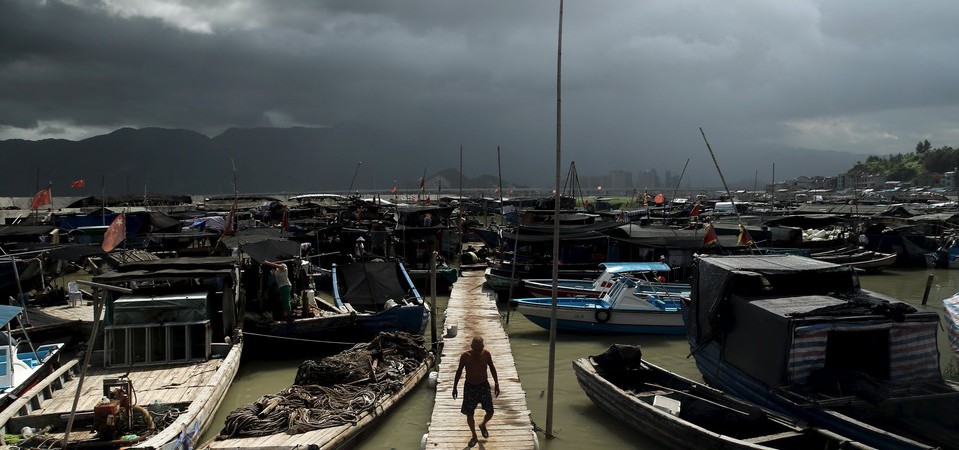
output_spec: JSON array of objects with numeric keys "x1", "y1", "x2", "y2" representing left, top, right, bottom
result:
[{"x1": 471, "y1": 336, "x2": 484, "y2": 351}]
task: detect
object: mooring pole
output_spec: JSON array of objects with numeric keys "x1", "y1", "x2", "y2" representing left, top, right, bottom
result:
[
  {"x1": 430, "y1": 251, "x2": 438, "y2": 350},
  {"x1": 922, "y1": 274, "x2": 935, "y2": 305}
]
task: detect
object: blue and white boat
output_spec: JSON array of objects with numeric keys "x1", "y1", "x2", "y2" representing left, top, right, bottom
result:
[
  {"x1": 0, "y1": 304, "x2": 66, "y2": 412},
  {"x1": 332, "y1": 260, "x2": 429, "y2": 337},
  {"x1": 513, "y1": 276, "x2": 685, "y2": 334},
  {"x1": 684, "y1": 254, "x2": 959, "y2": 450},
  {"x1": 523, "y1": 262, "x2": 689, "y2": 299}
]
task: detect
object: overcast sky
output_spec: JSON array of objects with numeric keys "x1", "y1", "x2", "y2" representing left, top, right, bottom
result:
[{"x1": 3, "y1": 0, "x2": 959, "y2": 186}]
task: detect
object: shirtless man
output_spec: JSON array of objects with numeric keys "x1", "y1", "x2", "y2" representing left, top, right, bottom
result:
[{"x1": 452, "y1": 336, "x2": 500, "y2": 447}]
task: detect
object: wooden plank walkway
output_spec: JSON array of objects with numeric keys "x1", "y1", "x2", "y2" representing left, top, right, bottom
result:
[{"x1": 425, "y1": 271, "x2": 537, "y2": 449}]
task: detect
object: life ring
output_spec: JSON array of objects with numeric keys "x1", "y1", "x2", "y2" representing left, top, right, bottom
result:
[{"x1": 595, "y1": 309, "x2": 611, "y2": 324}]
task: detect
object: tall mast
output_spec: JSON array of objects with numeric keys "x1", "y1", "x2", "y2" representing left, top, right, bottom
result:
[{"x1": 546, "y1": 0, "x2": 563, "y2": 439}]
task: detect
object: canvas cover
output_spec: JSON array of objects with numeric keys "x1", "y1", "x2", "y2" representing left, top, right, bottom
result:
[
  {"x1": 788, "y1": 320, "x2": 941, "y2": 385},
  {"x1": 944, "y1": 293, "x2": 959, "y2": 359},
  {"x1": 337, "y1": 261, "x2": 407, "y2": 310},
  {"x1": 687, "y1": 255, "x2": 857, "y2": 346}
]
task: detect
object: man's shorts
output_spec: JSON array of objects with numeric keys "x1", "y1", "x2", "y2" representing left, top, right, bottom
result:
[{"x1": 460, "y1": 381, "x2": 494, "y2": 415}]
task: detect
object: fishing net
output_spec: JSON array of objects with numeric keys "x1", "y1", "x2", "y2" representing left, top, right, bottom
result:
[{"x1": 216, "y1": 332, "x2": 428, "y2": 439}]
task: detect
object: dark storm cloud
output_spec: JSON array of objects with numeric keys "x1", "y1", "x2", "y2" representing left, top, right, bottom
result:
[{"x1": 3, "y1": 0, "x2": 959, "y2": 186}]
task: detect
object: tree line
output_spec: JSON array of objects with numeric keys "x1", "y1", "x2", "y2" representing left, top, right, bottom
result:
[{"x1": 847, "y1": 139, "x2": 959, "y2": 182}]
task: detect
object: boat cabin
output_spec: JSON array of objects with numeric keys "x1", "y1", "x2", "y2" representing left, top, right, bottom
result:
[{"x1": 687, "y1": 255, "x2": 942, "y2": 390}]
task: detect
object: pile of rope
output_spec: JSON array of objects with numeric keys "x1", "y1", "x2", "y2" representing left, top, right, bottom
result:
[{"x1": 216, "y1": 331, "x2": 428, "y2": 439}]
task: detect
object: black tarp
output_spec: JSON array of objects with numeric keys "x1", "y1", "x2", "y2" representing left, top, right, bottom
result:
[
  {"x1": 688, "y1": 255, "x2": 856, "y2": 347},
  {"x1": 219, "y1": 229, "x2": 301, "y2": 263},
  {"x1": 337, "y1": 261, "x2": 407, "y2": 310}
]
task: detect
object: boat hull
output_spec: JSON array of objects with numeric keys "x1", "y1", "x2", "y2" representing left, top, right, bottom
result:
[
  {"x1": 515, "y1": 298, "x2": 684, "y2": 335},
  {"x1": 573, "y1": 357, "x2": 866, "y2": 450}
]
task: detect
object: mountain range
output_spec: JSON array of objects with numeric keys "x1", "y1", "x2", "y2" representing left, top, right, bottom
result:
[{"x1": 0, "y1": 125, "x2": 864, "y2": 196}]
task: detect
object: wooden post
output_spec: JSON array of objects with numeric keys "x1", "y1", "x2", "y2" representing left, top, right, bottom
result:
[
  {"x1": 922, "y1": 274, "x2": 935, "y2": 305},
  {"x1": 430, "y1": 251, "x2": 438, "y2": 350}
]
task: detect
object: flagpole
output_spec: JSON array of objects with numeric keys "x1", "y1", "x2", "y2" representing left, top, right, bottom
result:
[
  {"x1": 459, "y1": 145, "x2": 463, "y2": 204},
  {"x1": 34, "y1": 168, "x2": 39, "y2": 225},
  {"x1": 101, "y1": 175, "x2": 106, "y2": 226},
  {"x1": 546, "y1": 0, "x2": 563, "y2": 439},
  {"x1": 497, "y1": 146, "x2": 503, "y2": 225}
]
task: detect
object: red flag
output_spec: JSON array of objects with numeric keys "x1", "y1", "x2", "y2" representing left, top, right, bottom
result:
[
  {"x1": 70, "y1": 179, "x2": 85, "y2": 189},
  {"x1": 101, "y1": 213, "x2": 126, "y2": 252},
  {"x1": 30, "y1": 186, "x2": 51, "y2": 210},
  {"x1": 280, "y1": 207, "x2": 289, "y2": 232},
  {"x1": 703, "y1": 223, "x2": 719, "y2": 247},
  {"x1": 690, "y1": 203, "x2": 701, "y2": 217},
  {"x1": 425, "y1": 195, "x2": 431, "y2": 205},
  {"x1": 738, "y1": 224, "x2": 754, "y2": 246},
  {"x1": 223, "y1": 202, "x2": 236, "y2": 235},
  {"x1": 654, "y1": 193, "x2": 664, "y2": 205},
  {"x1": 391, "y1": 184, "x2": 397, "y2": 194}
]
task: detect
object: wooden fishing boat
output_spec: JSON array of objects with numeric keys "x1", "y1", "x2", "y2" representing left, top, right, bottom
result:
[
  {"x1": 513, "y1": 276, "x2": 684, "y2": 334},
  {"x1": 522, "y1": 262, "x2": 689, "y2": 298},
  {"x1": 810, "y1": 248, "x2": 897, "y2": 273},
  {"x1": 331, "y1": 260, "x2": 429, "y2": 337},
  {"x1": 207, "y1": 332, "x2": 432, "y2": 450},
  {"x1": 573, "y1": 345, "x2": 873, "y2": 450},
  {"x1": 0, "y1": 256, "x2": 244, "y2": 449},
  {"x1": 685, "y1": 254, "x2": 959, "y2": 450}
]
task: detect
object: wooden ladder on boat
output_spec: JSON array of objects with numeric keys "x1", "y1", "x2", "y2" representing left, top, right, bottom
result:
[{"x1": 0, "y1": 359, "x2": 80, "y2": 430}]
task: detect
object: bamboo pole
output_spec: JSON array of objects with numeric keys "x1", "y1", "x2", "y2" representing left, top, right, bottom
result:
[{"x1": 699, "y1": 127, "x2": 757, "y2": 253}]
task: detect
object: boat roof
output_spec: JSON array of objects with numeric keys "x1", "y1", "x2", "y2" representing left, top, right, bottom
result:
[
  {"x1": 94, "y1": 256, "x2": 236, "y2": 283},
  {"x1": 0, "y1": 305, "x2": 22, "y2": 328},
  {"x1": 600, "y1": 262, "x2": 670, "y2": 272}
]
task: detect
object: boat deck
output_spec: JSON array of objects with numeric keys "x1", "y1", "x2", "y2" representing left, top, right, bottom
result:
[
  {"x1": 425, "y1": 271, "x2": 537, "y2": 449},
  {"x1": 33, "y1": 359, "x2": 226, "y2": 415}
]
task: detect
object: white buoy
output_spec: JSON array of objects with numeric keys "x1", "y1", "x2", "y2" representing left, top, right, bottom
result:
[
  {"x1": 445, "y1": 324, "x2": 458, "y2": 338},
  {"x1": 420, "y1": 433, "x2": 429, "y2": 450},
  {"x1": 428, "y1": 371, "x2": 438, "y2": 388}
]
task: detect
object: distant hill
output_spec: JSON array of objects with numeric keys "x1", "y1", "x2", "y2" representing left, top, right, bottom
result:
[
  {"x1": 0, "y1": 125, "x2": 505, "y2": 196},
  {"x1": 0, "y1": 125, "x2": 864, "y2": 196}
]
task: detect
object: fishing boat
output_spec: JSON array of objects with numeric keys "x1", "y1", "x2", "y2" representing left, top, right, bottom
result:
[
  {"x1": 207, "y1": 331, "x2": 433, "y2": 450},
  {"x1": 810, "y1": 247, "x2": 898, "y2": 273},
  {"x1": 331, "y1": 260, "x2": 429, "y2": 337},
  {"x1": 573, "y1": 345, "x2": 873, "y2": 450},
  {"x1": 0, "y1": 256, "x2": 244, "y2": 449},
  {"x1": 522, "y1": 262, "x2": 689, "y2": 298},
  {"x1": 513, "y1": 276, "x2": 684, "y2": 334},
  {"x1": 0, "y1": 304, "x2": 68, "y2": 414},
  {"x1": 684, "y1": 254, "x2": 959, "y2": 450}
]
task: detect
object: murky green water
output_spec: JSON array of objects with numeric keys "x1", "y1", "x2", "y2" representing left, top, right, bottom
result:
[{"x1": 203, "y1": 268, "x2": 959, "y2": 449}]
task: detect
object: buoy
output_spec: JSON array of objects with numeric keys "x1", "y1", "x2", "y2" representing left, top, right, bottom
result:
[
  {"x1": 428, "y1": 371, "x2": 438, "y2": 388},
  {"x1": 445, "y1": 325, "x2": 458, "y2": 338},
  {"x1": 420, "y1": 433, "x2": 429, "y2": 450}
]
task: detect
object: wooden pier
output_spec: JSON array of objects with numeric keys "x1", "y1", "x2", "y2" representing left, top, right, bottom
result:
[{"x1": 424, "y1": 271, "x2": 537, "y2": 449}]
